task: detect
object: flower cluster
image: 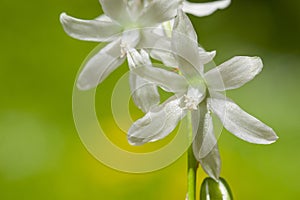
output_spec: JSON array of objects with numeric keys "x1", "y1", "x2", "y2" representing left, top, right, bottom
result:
[{"x1": 60, "y1": 0, "x2": 278, "y2": 181}]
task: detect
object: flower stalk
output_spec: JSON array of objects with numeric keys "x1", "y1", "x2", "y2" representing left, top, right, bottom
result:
[{"x1": 187, "y1": 112, "x2": 198, "y2": 200}]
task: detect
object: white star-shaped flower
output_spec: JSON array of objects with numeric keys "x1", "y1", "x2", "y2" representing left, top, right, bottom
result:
[{"x1": 128, "y1": 10, "x2": 278, "y2": 180}]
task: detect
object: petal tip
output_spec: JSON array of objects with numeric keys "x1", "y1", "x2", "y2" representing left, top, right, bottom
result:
[
  {"x1": 268, "y1": 134, "x2": 279, "y2": 144},
  {"x1": 76, "y1": 78, "x2": 93, "y2": 91},
  {"x1": 59, "y1": 12, "x2": 68, "y2": 24},
  {"x1": 127, "y1": 136, "x2": 144, "y2": 146}
]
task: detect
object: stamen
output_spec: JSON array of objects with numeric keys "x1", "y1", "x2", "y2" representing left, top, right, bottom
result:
[
  {"x1": 183, "y1": 94, "x2": 198, "y2": 110},
  {"x1": 120, "y1": 42, "x2": 129, "y2": 58},
  {"x1": 182, "y1": 87, "x2": 205, "y2": 110}
]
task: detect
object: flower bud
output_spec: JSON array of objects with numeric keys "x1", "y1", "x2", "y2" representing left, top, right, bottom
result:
[{"x1": 200, "y1": 177, "x2": 233, "y2": 200}]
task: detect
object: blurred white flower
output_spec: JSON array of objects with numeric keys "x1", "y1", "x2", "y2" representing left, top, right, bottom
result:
[{"x1": 128, "y1": 10, "x2": 278, "y2": 180}]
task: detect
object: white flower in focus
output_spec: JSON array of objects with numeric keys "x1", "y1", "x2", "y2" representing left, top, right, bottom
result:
[
  {"x1": 128, "y1": 10, "x2": 278, "y2": 180},
  {"x1": 60, "y1": 0, "x2": 178, "y2": 91}
]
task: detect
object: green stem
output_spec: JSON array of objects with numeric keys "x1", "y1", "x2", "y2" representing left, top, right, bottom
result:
[{"x1": 187, "y1": 112, "x2": 198, "y2": 200}]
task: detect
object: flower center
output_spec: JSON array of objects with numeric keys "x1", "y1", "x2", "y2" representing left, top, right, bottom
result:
[
  {"x1": 183, "y1": 94, "x2": 198, "y2": 110},
  {"x1": 182, "y1": 87, "x2": 206, "y2": 111},
  {"x1": 120, "y1": 42, "x2": 129, "y2": 58}
]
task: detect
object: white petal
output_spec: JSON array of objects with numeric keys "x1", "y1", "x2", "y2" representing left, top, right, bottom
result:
[
  {"x1": 174, "y1": 9, "x2": 197, "y2": 40},
  {"x1": 172, "y1": 10, "x2": 203, "y2": 78},
  {"x1": 127, "y1": 49, "x2": 160, "y2": 112},
  {"x1": 138, "y1": 0, "x2": 178, "y2": 26},
  {"x1": 199, "y1": 144, "x2": 221, "y2": 181},
  {"x1": 182, "y1": 0, "x2": 231, "y2": 17},
  {"x1": 128, "y1": 96, "x2": 187, "y2": 145},
  {"x1": 193, "y1": 109, "x2": 218, "y2": 160},
  {"x1": 77, "y1": 39, "x2": 125, "y2": 90},
  {"x1": 192, "y1": 102, "x2": 221, "y2": 180},
  {"x1": 127, "y1": 48, "x2": 150, "y2": 70},
  {"x1": 138, "y1": 28, "x2": 177, "y2": 67},
  {"x1": 121, "y1": 30, "x2": 141, "y2": 56},
  {"x1": 137, "y1": 27, "x2": 171, "y2": 49},
  {"x1": 192, "y1": 103, "x2": 220, "y2": 180},
  {"x1": 99, "y1": 0, "x2": 132, "y2": 25},
  {"x1": 208, "y1": 98, "x2": 279, "y2": 144},
  {"x1": 129, "y1": 72, "x2": 160, "y2": 113},
  {"x1": 205, "y1": 56, "x2": 263, "y2": 91},
  {"x1": 60, "y1": 13, "x2": 122, "y2": 42},
  {"x1": 151, "y1": 49, "x2": 178, "y2": 67},
  {"x1": 191, "y1": 109, "x2": 201, "y2": 140},
  {"x1": 95, "y1": 14, "x2": 112, "y2": 22},
  {"x1": 132, "y1": 65, "x2": 188, "y2": 93},
  {"x1": 198, "y1": 49, "x2": 216, "y2": 65},
  {"x1": 127, "y1": 0, "x2": 144, "y2": 20}
]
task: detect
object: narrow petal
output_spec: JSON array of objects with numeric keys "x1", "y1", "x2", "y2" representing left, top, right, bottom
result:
[
  {"x1": 198, "y1": 49, "x2": 216, "y2": 65},
  {"x1": 138, "y1": 28, "x2": 177, "y2": 67},
  {"x1": 60, "y1": 13, "x2": 122, "y2": 42},
  {"x1": 138, "y1": 0, "x2": 178, "y2": 26},
  {"x1": 208, "y1": 98, "x2": 279, "y2": 144},
  {"x1": 199, "y1": 145, "x2": 221, "y2": 181},
  {"x1": 192, "y1": 103, "x2": 221, "y2": 180},
  {"x1": 99, "y1": 0, "x2": 132, "y2": 25},
  {"x1": 127, "y1": 49, "x2": 160, "y2": 112},
  {"x1": 137, "y1": 27, "x2": 171, "y2": 49},
  {"x1": 127, "y1": 0, "x2": 144, "y2": 20},
  {"x1": 205, "y1": 56, "x2": 263, "y2": 91},
  {"x1": 77, "y1": 39, "x2": 125, "y2": 90},
  {"x1": 150, "y1": 49, "x2": 178, "y2": 67},
  {"x1": 132, "y1": 65, "x2": 188, "y2": 93},
  {"x1": 121, "y1": 29, "x2": 141, "y2": 57},
  {"x1": 182, "y1": 0, "x2": 231, "y2": 17},
  {"x1": 172, "y1": 10, "x2": 203, "y2": 78},
  {"x1": 129, "y1": 72, "x2": 160, "y2": 113},
  {"x1": 193, "y1": 109, "x2": 218, "y2": 160},
  {"x1": 173, "y1": 9, "x2": 197, "y2": 41},
  {"x1": 128, "y1": 96, "x2": 187, "y2": 145}
]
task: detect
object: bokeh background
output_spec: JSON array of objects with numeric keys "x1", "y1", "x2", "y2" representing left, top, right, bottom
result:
[{"x1": 1, "y1": 0, "x2": 300, "y2": 199}]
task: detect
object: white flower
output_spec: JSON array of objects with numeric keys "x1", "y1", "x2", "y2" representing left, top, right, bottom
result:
[
  {"x1": 128, "y1": 10, "x2": 278, "y2": 180},
  {"x1": 60, "y1": 0, "x2": 178, "y2": 91}
]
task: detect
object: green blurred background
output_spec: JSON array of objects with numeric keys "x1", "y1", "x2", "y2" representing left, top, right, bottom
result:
[{"x1": 1, "y1": 0, "x2": 300, "y2": 199}]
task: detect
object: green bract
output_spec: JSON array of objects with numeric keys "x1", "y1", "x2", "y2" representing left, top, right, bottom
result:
[{"x1": 200, "y1": 177, "x2": 233, "y2": 200}]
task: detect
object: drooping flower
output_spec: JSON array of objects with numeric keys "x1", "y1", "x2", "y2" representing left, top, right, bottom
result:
[{"x1": 127, "y1": 10, "x2": 278, "y2": 180}]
